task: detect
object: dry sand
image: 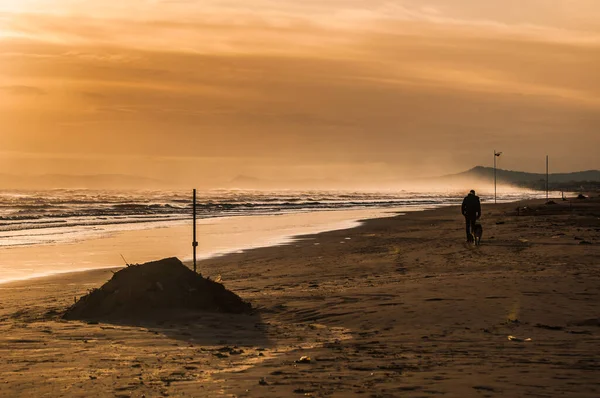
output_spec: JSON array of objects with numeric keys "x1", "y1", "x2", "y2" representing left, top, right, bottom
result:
[{"x1": 0, "y1": 197, "x2": 599, "y2": 397}]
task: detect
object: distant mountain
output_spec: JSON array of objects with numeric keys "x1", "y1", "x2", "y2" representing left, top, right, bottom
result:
[
  {"x1": 0, "y1": 174, "x2": 165, "y2": 189},
  {"x1": 229, "y1": 175, "x2": 264, "y2": 187},
  {"x1": 226, "y1": 175, "x2": 342, "y2": 189},
  {"x1": 442, "y1": 166, "x2": 600, "y2": 191}
]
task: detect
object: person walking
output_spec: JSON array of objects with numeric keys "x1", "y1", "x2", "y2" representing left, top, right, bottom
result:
[{"x1": 462, "y1": 189, "x2": 481, "y2": 243}]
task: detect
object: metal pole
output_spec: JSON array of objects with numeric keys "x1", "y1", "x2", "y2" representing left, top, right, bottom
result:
[
  {"x1": 192, "y1": 189, "x2": 198, "y2": 273},
  {"x1": 546, "y1": 155, "x2": 549, "y2": 201},
  {"x1": 494, "y1": 150, "x2": 497, "y2": 204}
]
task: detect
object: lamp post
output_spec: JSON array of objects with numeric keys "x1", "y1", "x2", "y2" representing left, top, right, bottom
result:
[
  {"x1": 546, "y1": 155, "x2": 549, "y2": 201},
  {"x1": 494, "y1": 150, "x2": 502, "y2": 203},
  {"x1": 192, "y1": 189, "x2": 198, "y2": 273}
]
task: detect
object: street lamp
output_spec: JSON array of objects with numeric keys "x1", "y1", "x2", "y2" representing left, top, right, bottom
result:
[{"x1": 494, "y1": 150, "x2": 502, "y2": 203}]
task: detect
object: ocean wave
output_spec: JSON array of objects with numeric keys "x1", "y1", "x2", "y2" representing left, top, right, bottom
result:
[
  {"x1": 0, "y1": 188, "x2": 542, "y2": 238},
  {"x1": 0, "y1": 198, "x2": 451, "y2": 226}
]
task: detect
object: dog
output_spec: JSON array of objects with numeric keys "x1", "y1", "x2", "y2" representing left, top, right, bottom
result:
[{"x1": 472, "y1": 223, "x2": 483, "y2": 246}]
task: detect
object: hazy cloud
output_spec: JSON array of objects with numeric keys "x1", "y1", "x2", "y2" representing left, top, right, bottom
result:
[
  {"x1": 0, "y1": 0, "x2": 598, "y2": 182},
  {"x1": 0, "y1": 85, "x2": 46, "y2": 95}
]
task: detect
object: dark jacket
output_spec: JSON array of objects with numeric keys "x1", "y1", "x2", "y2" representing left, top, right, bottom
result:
[{"x1": 462, "y1": 193, "x2": 481, "y2": 218}]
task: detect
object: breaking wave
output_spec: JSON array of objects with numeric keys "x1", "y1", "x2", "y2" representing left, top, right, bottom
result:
[{"x1": 0, "y1": 189, "x2": 548, "y2": 247}]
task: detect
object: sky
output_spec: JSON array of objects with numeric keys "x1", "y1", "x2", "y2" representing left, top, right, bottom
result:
[{"x1": 1, "y1": 0, "x2": 599, "y2": 187}]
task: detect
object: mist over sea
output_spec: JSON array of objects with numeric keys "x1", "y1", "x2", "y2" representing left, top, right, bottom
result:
[{"x1": 0, "y1": 189, "x2": 551, "y2": 249}]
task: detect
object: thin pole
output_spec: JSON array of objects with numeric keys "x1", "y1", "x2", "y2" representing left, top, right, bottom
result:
[
  {"x1": 192, "y1": 189, "x2": 198, "y2": 273},
  {"x1": 546, "y1": 155, "x2": 549, "y2": 201},
  {"x1": 494, "y1": 151, "x2": 496, "y2": 204}
]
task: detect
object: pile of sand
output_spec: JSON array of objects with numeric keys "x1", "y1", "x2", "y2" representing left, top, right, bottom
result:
[{"x1": 63, "y1": 257, "x2": 251, "y2": 320}]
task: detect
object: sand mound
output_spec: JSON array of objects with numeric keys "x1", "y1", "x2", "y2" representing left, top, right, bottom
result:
[{"x1": 63, "y1": 257, "x2": 251, "y2": 320}]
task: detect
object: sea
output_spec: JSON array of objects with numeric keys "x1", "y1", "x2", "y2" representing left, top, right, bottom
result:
[{"x1": 0, "y1": 189, "x2": 550, "y2": 283}]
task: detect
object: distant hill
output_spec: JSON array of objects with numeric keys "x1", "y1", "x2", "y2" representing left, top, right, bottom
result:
[
  {"x1": 226, "y1": 175, "x2": 341, "y2": 189},
  {"x1": 229, "y1": 175, "x2": 265, "y2": 187},
  {"x1": 0, "y1": 174, "x2": 165, "y2": 189},
  {"x1": 442, "y1": 166, "x2": 600, "y2": 191}
]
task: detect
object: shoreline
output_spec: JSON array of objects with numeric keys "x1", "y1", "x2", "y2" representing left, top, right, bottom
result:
[
  {"x1": 0, "y1": 189, "x2": 558, "y2": 286},
  {"x1": 0, "y1": 206, "x2": 415, "y2": 285},
  {"x1": 0, "y1": 194, "x2": 581, "y2": 287},
  {"x1": 0, "y1": 188, "x2": 558, "y2": 250},
  {"x1": 1, "y1": 196, "x2": 598, "y2": 397}
]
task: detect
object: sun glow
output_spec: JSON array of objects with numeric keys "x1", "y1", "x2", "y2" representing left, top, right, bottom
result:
[
  {"x1": 0, "y1": 0, "x2": 33, "y2": 12},
  {"x1": 0, "y1": 0, "x2": 599, "y2": 180}
]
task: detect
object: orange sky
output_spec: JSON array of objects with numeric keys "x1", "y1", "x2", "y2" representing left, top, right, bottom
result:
[{"x1": 1, "y1": 0, "x2": 599, "y2": 186}]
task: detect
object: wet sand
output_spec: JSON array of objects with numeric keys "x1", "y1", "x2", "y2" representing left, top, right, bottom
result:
[
  {"x1": 0, "y1": 197, "x2": 599, "y2": 397},
  {"x1": 0, "y1": 208, "x2": 404, "y2": 284}
]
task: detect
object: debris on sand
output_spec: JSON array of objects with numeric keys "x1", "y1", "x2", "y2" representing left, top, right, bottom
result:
[
  {"x1": 507, "y1": 335, "x2": 532, "y2": 342},
  {"x1": 258, "y1": 378, "x2": 269, "y2": 386},
  {"x1": 63, "y1": 257, "x2": 251, "y2": 321}
]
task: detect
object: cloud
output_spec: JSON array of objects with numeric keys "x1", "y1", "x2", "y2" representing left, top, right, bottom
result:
[
  {"x1": 2, "y1": 1, "x2": 599, "y2": 58},
  {"x1": 0, "y1": 85, "x2": 45, "y2": 95},
  {"x1": 0, "y1": 1, "x2": 599, "y2": 178},
  {"x1": 80, "y1": 91, "x2": 106, "y2": 100}
]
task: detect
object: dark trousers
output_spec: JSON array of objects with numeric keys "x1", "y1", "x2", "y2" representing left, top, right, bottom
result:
[{"x1": 465, "y1": 216, "x2": 477, "y2": 241}]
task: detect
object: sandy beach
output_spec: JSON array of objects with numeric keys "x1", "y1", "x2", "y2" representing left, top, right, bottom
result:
[
  {"x1": 0, "y1": 207, "x2": 407, "y2": 284},
  {"x1": 1, "y1": 197, "x2": 599, "y2": 397}
]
